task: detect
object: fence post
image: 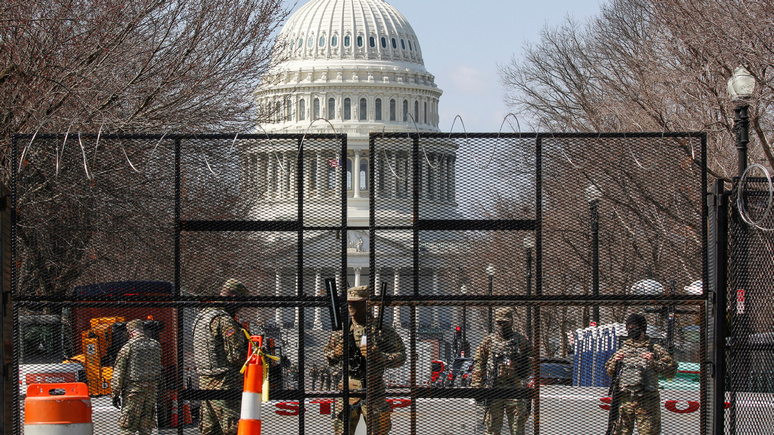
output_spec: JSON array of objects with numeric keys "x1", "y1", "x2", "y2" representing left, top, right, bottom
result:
[{"x1": 710, "y1": 179, "x2": 728, "y2": 435}]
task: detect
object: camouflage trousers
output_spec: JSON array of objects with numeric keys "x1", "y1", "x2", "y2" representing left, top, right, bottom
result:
[
  {"x1": 483, "y1": 398, "x2": 528, "y2": 435},
  {"x1": 119, "y1": 382, "x2": 158, "y2": 435},
  {"x1": 199, "y1": 398, "x2": 241, "y2": 435},
  {"x1": 333, "y1": 398, "x2": 392, "y2": 435},
  {"x1": 612, "y1": 391, "x2": 661, "y2": 435}
]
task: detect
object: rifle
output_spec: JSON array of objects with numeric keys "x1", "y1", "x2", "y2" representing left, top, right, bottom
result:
[{"x1": 605, "y1": 359, "x2": 623, "y2": 435}]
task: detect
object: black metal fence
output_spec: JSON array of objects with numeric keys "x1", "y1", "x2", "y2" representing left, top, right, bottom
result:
[{"x1": 8, "y1": 131, "x2": 724, "y2": 435}]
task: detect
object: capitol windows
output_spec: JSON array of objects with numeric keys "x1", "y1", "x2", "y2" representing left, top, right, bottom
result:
[
  {"x1": 299, "y1": 99, "x2": 306, "y2": 121},
  {"x1": 319, "y1": 36, "x2": 325, "y2": 47},
  {"x1": 357, "y1": 36, "x2": 363, "y2": 47},
  {"x1": 298, "y1": 37, "x2": 303, "y2": 49},
  {"x1": 359, "y1": 98, "x2": 367, "y2": 121},
  {"x1": 402, "y1": 100, "x2": 408, "y2": 122},
  {"x1": 344, "y1": 98, "x2": 352, "y2": 120},
  {"x1": 344, "y1": 35, "x2": 351, "y2": 47},
  {"x1": 423, "y1": 102, "x2": 427, "y2": 124},
  {"x1": 331, "y1": 35, "x2": 338, "y2": 47},
  {"x1": 391, "y1": 38, "x2": 397, "y2": 49},
  {"x1": 360, "y1": 159, "x2": 368, "y2": 190},
  {"x1": 401, "y1": 39, "x2": 406, "y2": 50},
  {"x1": 308, "y1": 37, "x2": 314, "y2": 48},
  {"x1": 313, "y1": 98, "x2": 320, "y2": 119},
  {"x1": 328, "y1": 98, "x2": 336, "y2": 120},
  {"x1": 390, "y1": 99, "x2": 396, "y2": 121},
  {"x1": 414, "y1": 101, "x2": 419, "y2": 123},
  {"x1": 381, "y1": 37, "x2": 387, "y2": 48},
  {"x1": 375, "y1": 98, "x2": 382, "y2": 121},
  {"x1": 370, "y1": 36, "x2": 376, "y2": 48}
]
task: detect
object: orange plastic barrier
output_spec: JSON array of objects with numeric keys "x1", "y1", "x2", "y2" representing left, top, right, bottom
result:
[
  {"x1": 238, "y1": 336, "x2": 263, "y2": 435},
  {"x1": 25, "y1": 383, "x2": 93, "y2": 435}
]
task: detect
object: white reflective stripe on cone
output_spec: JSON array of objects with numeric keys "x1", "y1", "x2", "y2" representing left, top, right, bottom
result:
[
  {"x1": 24, "y1": 423, "x2": 94, "y2": 435},
  {"x1": 241, "y1": 392, "x2": 262, "y2": 420}
]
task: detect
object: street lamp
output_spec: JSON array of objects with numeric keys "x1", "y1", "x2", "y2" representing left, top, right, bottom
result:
[
  {"x1": 727, "y1": 66, "x2": 755, "y2": 178},
  {"x1": 486, "y1": 263, "x2": 496, "y2": 334},
  {"x1": 585, "y1": 184, "x2": 603, "y2": 325},
  {"x1": 523, "y1": 234, "x2": 535, "y2": 340}
]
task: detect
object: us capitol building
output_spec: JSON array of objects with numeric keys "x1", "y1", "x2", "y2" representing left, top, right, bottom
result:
[{"x1": 241, "y1": 0, "x2": 474, "y2": 358}]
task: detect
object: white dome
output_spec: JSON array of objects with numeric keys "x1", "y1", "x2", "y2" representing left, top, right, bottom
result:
[
  {"x1": 255, "y1": 0, "x2": 442, "y2": 136},
  {"x1": 281, "y1": 0, "x2": 424, "y2": 65}
]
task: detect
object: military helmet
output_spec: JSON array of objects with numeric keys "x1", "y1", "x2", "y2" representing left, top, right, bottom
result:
[
  {"x1": 495, "y1": 307, "x2": 513, "y2": 322},
  {"x1": 222, "y1": 278, "x2": 248, "y2": 297},
  {"x1": 625, "y1": 313, "x2": 647, "y2": 328},
  {"x1": 126, "y1": 319, "x2": 145, "y2": 333},
  {"x1": 347, "y1": 285, "x2": 369, "y2": 301}
]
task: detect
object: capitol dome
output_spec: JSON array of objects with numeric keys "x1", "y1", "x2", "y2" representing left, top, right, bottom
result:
[
  {"x1": 254, "y1": 0, "x2": 443, "y2": 136},
  {"x1": 242, "y1": 0, "x2": 465, "y2": 342}
]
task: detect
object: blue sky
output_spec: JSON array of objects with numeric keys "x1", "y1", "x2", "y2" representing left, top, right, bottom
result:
[{"x1": 284, "y1": 0, "x2": 607, "y2": 132}]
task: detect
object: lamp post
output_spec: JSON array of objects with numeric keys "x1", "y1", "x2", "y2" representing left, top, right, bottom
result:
[
  {"x1": 523, "y1": 234, "x2": 535, "y2": 340},
  {"x1": 727, "y1": 66, "x2": 755, "y2": 434},
  {"x1": 486, "y1": 263, "x2": 496, "y2": 334},
  {"x1": 727, "y1": 66, "x2": 755, "y2": 178},
  {"x1": 585, "y1": 184, "x2": 602, "y2": 326}
]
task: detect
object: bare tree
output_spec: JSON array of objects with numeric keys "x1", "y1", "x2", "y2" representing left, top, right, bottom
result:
[
  {"x1": 1, "y1": 0, "x2": 289, "y2": 182},
  {"x1": 499, "y1": 0, "x2": 774, "y2": 180},
  {"x1": 4, "y1": 0, "x2": 290, "y2": 296}
]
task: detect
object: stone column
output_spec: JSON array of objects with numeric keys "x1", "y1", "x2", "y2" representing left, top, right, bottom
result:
[
  {"x1": 354, "y1": 267, "x2": 362, "y2": 287},
  {"x1": 316, "y1": 151, "x2": 323, "y2": 198},
  {"x1": 314, "y1": 268, "x2": 323, "y2": 329},
  {"x1": 275, "y1": 269, "x2": 282, "y2": 326},
  {"x1": 391, "y1": 151, "x2": 398, "y2": 197},
  {"x1": 393, "y1": 268, "x2": 401, "y2": 328}
]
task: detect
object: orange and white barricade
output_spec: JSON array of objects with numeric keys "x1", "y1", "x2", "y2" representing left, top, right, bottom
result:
[{"x1": 25, "y1": 382, "x2": 93, "y2": 435}]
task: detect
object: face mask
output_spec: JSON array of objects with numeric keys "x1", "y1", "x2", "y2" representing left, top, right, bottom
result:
[{"x1": 627, "y1": 325, "x2": 644, "y2": 339}]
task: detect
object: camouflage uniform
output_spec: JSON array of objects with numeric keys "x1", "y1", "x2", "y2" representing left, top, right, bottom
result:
[
  {"x1": 605, "y1": 331, "x2": 677, "y2": 434},
  {"x1": 324, "y1": 285, "x2": 407, "y2": 435},
  {"x1": 471, "y1": 308, "x2": 531, "y2": 435},
  {"x1": 193, "y1": 280, "x2": 249, "y2": 435},
  {"x1": 111, "y1": 319, "x2": 162, "y2": 435}
]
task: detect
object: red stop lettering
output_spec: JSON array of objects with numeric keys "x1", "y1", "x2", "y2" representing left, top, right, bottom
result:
[
  {"x1": 275, "y1": 401, "x2": 300, "y2": 416},
  {"x1": 599, "y1": 397, "x2": 612, "y2": 411},
  {"x1": 387, "y1": 398, "x2": 411, "y2": 411},
  {"x1": 310, "y1": 399, "x2": 334, "y2": 415},
  {"x1": 664, "y1": 400, "x2": 700, "y2": 414}
]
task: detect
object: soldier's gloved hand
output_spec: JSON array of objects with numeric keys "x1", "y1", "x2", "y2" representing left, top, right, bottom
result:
[{"x1": 112, "y1": 395, "x2": 121, "y2": 410}]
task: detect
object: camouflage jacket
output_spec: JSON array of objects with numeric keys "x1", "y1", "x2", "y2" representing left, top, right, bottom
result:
[
  {"x1": 324, "y1": 315, "x2": 406, "y2": 396},
  {"x1": 605, "y1": 336, "x2": 677, "y2": 394},
  {"x1": 111, "y1": 333, "x2": 162, "y2": 394},
  {"x1": 193, "y1": 307, "x2": 248, "y2": 389},
  {"x1": 471, "y1": 332, "x2": 530, "y2": 388}
]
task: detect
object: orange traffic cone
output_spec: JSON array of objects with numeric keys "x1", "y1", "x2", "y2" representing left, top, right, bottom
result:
[
  {"x1": 170, "y1": 393, "x2": 179, "y2": 427},
  {"x1": 237, "y1": 337, "x2": 264, "y2": 435}
]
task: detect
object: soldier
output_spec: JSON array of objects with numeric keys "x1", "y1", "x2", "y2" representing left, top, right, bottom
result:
[
  {"x1": 322, "y1": 366, "x2": 332, "y2": 390},
  {"x1": 605, "y1": 313, "x2": 677, "y2": 435},
  {"x1": 193, "y1": 279, "x2": 250, "y2": 435},
  {"x1": 324, "y1": 285, "x2": 407, "y2": 435},
  {"x1": 310, "y1": 364, "x2": 319, "y2": 390},
  {"x1": 111, "y1": 319, "x2": 163, "y2": 435},
  {"x1": 471, "y1": 307, "x2": 531, "y2": 435},
  {"x1": 331, "y1": 363, "x2": 342, "y2": 390}
]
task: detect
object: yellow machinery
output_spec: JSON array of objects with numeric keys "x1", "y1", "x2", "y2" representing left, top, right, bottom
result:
[{"x1": 67, "y1": 316, "x2": 124, "y2": 396}]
